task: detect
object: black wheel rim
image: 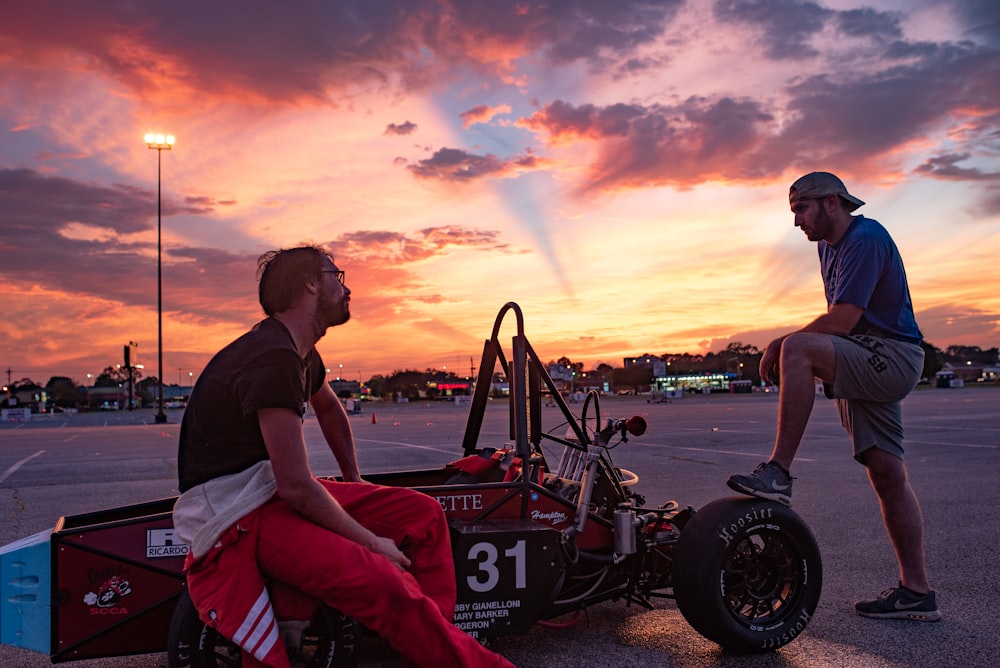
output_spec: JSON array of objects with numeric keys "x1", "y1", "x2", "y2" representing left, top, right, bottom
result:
[{"x1": 721, "y1": 528, "x2": 804, "y2": 626}]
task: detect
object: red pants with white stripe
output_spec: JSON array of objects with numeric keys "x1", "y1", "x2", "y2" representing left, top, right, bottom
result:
[{"x1": 253, "y1": 480, "x2": 513, "y2": 667}]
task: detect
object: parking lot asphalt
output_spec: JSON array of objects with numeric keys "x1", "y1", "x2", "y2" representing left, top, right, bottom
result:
[{"x1": 1, "y1": 386, "x2": 998, "y2": 667}]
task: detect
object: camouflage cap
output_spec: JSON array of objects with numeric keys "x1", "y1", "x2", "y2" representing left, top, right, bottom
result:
[{"x1": 789, "y1": 172, "x2": 865, "y2": 212}]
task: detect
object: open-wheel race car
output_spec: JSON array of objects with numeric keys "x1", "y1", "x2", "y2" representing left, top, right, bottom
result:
[{"x1": 0, "y1": 302, "x2": 822, "y2": 666}]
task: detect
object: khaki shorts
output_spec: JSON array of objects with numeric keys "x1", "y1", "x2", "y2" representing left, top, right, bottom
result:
[{"x1": 827, "y1": 333, "x2": 924, "y2": 462}]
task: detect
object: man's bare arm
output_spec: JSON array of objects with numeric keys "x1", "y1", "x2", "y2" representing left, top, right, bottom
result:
[
  {"x1": 759, "y1": 303, "x2": 864, "y2": 382},
  {"x1": 258, "y1": 407, "x2": 409, "y2": 569},
  {"x1": 799, "y1": 302, "x2": 864, "y2": 336},
  {"x1": 309, "y1": 382, "x2": 363, "y2": 482}
]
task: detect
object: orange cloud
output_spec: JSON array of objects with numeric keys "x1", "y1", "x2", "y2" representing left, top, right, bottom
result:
[{"x1": 459, "y1": 104, "x2": 512, "y2": 128}]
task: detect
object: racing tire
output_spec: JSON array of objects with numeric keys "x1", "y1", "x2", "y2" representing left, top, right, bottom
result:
[
  {"x1": 672, "y1": 496, "x2": 822, "y2": 654},
  {"x1": 167, "y1": 587, "x2": 362, "y2": 667}
]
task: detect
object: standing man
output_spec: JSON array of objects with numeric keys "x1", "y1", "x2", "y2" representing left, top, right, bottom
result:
[
  {"x1": 726, "y1": 173, "x2": 940, "y2": 622},
  {"x1": 173, "y1": 245, "x2": 513, "y2": 667}
]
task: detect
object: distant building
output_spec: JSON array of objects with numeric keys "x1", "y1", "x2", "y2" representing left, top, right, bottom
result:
[
  {"x1": 651, "y1": 372, "x2": 737, "y2": 394},
  {"x1": 329, "y1": 379, "x2": 362, "y2": 396},
  {"x1": 936, "y1": 362, "x2": 996, "y2": 387},
  {"x1": 624, "y1": 355, "x2": 667, "y2": 378},
  {"x1": 430, "y1": 381, "x2": 471, "y2": 397},
  {"x1": 86, "y1": 386, "x2": 129, "y2": 410},
  {"x1": 548, "y1": 364, "x2": 574, "y2": 382},
  {"x1": 9, "y1": 385, "x2": 45, "y2": 411}
]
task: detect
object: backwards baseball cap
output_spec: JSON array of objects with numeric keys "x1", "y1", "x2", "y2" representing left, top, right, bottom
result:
[{"x1": 789, "y1": 172, "x2": 865, "y2": 212}]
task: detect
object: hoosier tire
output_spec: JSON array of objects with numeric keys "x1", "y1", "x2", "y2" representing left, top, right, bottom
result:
[
  {"x1": 672, "y1": 496, "x2": 822, "y2": 654},
  {"x1": 167, "y1": 587, "x2": 361, "y2": 667}
]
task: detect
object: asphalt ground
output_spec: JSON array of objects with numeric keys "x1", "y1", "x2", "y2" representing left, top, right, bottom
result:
[{"x1": 1, "y1": 386, "x2": 998, "y2": 667}]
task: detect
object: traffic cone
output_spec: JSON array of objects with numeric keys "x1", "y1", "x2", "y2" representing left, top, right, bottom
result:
[{"x1": 371, "y1": 412, "x2": 377, "y2": 424}]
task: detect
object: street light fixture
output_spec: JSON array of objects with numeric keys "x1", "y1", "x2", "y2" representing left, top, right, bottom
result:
[{"x1": 145, "y1": 132, "x2": 175, "y2": 424}]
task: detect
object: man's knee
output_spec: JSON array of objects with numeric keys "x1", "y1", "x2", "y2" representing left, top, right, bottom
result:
[
  {"x1": 781, "y1": 332, "x2": 830, "y2": 362},
  {"x1": 395, "y1": 489, "x2": 448, "y2": 530},
  {"x1": 400, "y1": 487, "x2": 443, "y2": 512},
  {"x1": 861, "y1": 447, "x2": 907, "y2": 491},
  {"x1": 781, "y1": 333, "x2": 837, "y2": 379}
]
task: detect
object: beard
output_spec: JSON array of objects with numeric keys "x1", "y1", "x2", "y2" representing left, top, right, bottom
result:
[
  {"x1": 805, "y1": 205, "x2": 834, "y2": 242},
  {"x1": 314, "y1": 290, "x2": 350, "y2": 333}
]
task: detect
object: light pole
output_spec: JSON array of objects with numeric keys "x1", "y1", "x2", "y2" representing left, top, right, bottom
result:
[{"x1": 145, "y1": 132, "x2": 174, "y2": 424}]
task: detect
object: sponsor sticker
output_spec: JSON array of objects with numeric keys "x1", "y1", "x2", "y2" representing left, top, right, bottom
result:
[
  {"x1": 146, "y1": 528, "x2": 190, "y2": 559},
  {"x1": 84, "y1": 575, "x2": 132, "y2": 616}
]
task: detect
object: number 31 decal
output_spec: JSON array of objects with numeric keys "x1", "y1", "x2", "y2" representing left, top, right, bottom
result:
[{"x1": 466, "y1": 540, "x2": 526, "y2": 593}]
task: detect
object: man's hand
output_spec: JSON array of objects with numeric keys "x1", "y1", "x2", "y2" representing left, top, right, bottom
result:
[
  {"x1": 370, "y1": 535, "x2": 411, "y2": 571},
  {"x1": 759, "y1": 303, "x2": 863, "y2": 385},
  {"x1": 760, "y1": 337, "x2": 784, "y2": 385}
]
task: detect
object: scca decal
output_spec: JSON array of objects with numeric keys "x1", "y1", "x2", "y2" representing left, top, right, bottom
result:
[
  {"x1": 89, "y1": 606, "x2": 129, "y2": 616},
  {"x1": 83, "y1": 575, "x2": 133, "y2": 613}
]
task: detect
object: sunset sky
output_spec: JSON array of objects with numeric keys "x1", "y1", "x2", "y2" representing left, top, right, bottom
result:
[{"x1": 1, "y1": 0, "x2": 998, "y2": 387}]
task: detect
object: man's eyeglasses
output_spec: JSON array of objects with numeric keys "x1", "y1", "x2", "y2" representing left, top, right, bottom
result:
[{"x1": 322, "y1": 270, "x2": 345, "y2": 284}]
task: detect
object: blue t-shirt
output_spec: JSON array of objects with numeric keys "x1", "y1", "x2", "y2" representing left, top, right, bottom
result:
[{"x1": 818, "y1": 216, "x2": 922, "y2": 343}]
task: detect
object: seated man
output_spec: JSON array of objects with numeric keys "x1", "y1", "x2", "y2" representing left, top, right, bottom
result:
[{"x1": 173, "y1": 245, "x2": 513, "y2": 667}]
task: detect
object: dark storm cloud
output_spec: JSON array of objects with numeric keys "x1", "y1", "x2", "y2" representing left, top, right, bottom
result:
[
  {"x1": 713, "y1": 0, "x2": 833, "y2": 59},
  {"x1": 513, "y1": 35, "x2": 1000, "y2": 193},
  {"x1": 952, "y1": 0, "x2": 1000, "y2": 44},
  {"x1": 2, "y1": 168, "x2": 153, "y2": 235},
  {"x1": 0, "y1": 1, "x2": 421, "y2": 103},
  {"x1": 441, "y1": 0, "x2": 684, "y2": 64},
  {"x1": 518, "y1": 97, "x2": 775, "y2": 190},
  {"x1": 0, "y1": 0, "x2": 686, "y2": 105},
  {"x1": 0, "y1": 167, "x2": 251, "y2": 319},
  {"x1": 519, "y1": 100, "x2": 646, "y2": 140},
  {"x1": 768, "y1": 41, "x2": 1000, "y2": 171},
  {"x1": 915, "y1": 153, "x2": 1000, "y2": 181},
  {"x1": 835, "y1": 8, "x2": 903, "y2": 39},
  {"x1": 713, "y1": 0, "x2": 906, "y2": 59}
]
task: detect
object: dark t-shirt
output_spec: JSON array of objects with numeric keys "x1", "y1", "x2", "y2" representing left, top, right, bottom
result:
[
  {"x1": 818, "y1": 215, "x2": 922, "y2": 343},
  {"x1": 178, "y1": 317, "x2": 326, "y2": 492}
]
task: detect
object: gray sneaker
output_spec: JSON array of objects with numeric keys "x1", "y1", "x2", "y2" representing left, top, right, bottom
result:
[
  {"x1": 855, "y1": 584, "x2": 942, "y2": 621},
  {"x1": 727, "y1": 461, "x2": 792, "y2": 506}
]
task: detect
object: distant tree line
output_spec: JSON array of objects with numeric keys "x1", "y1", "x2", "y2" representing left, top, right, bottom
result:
[
  {"x1": 3, "y1": 343, "x2": 997, "y2": 409},
  {"x1": 2, "y1": 365, "x2": 161, "y2": 410}
]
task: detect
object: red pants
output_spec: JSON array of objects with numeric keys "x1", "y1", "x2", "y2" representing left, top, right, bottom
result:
[{"x1": 255, "y1": 480, "x2": 513, "y2": 668}]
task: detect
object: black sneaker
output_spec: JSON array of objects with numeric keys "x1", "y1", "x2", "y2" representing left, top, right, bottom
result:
[
  {"x1": 727, "y1": 461, "x2": 792, "y2": 506},
  {"x1": 855, "y1": 584, "x2": 942, "y2": 621}
]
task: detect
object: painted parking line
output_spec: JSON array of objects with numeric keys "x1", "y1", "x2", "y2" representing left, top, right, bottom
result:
[
  {"x1": 0, "y1": 450, "x2": 46, "y2": 485},
  {"x1": 906, "y1": 438, "x2": 998, "y2": 449},
  {"x1": 633, "y1": 441, "x2": 817, "y2": 462},
  {"x1": 355, "y1": 438, "x2": 457, "y2": 456}
]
